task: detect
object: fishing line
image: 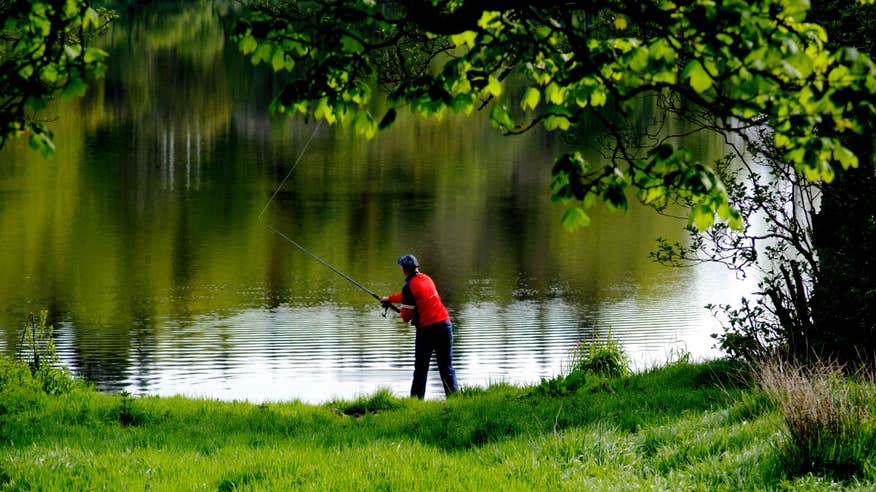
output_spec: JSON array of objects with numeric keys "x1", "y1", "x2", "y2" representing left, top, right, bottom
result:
[
  {"x1": 263, "y1": 223, "x2": 385, "y2": 302},
  {"x1": 258, "y1": 121, "x2": 398, "y2": 313},
  {"x1": 257, "y1": 120, "x2": 323, "y2": 220}
]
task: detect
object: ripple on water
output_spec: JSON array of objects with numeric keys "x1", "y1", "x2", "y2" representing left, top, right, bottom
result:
[{"x1": 49, "y1": 294, "x2": 722, "y2": 403}]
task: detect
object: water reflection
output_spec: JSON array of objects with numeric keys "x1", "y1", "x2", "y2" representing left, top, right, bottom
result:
[{"x1": 0, "y1": 1, "x2": 742, "y2": 402}]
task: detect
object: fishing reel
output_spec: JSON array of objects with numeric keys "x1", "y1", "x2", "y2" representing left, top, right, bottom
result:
[{"x1": 380, "y1": 301, "x2": 397, "y2": 318}]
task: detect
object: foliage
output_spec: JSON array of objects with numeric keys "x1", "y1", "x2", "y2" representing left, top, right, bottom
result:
[
  {"x1": 708, "y1": 298, "x2": 781, "y2": 364},
  {"x1": 758, "y1": 357, "x2": 876, "y2": 478},
  {"x1": 231, "y1": 0, "x2": 876, "y2": 365},
  {"x1": 572, "y1": 333, "x2": 629, "y2": 378},
  {"x1": 234, "y1": 0, "x2": 876, "y2": 232},
  {"x1": 650, "y1": 0, "x2": 876, "y2": 364},
  {"x1": 0, "y1": 0, "x2": 114, "y2": 155},
  {"x1": 654, "y1": 126, "x2": 822, "y2": 362},
  {"x1": 15, "y1": 310, "x2": 74, "y2": 395},
  {"x1": 806, "y1": 1, "x2": 876, "y2": 362},
  {"x1": 533, "y1": 334, "x2": 628, "y2": 396},
  {"x1": 117, "y1": 390, "x2": 140, "y2": 427}
]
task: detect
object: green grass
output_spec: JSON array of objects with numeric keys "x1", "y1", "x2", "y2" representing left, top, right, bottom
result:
[
  {"x1": 2, "y1": 356, "x2": 875, "y2": 490},
  {"x1": 758, "y1": 358, "x2": 876, "y2": 479}
]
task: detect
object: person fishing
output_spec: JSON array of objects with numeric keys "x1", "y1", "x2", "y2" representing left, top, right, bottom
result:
[{"x1": 381, "y1": 254, "x2": 458, "y2": 399}]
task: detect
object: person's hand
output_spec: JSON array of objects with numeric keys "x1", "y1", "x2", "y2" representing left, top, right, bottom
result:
[{"x1": 380, "y1": 296, "x2": 389, "y2": 303}]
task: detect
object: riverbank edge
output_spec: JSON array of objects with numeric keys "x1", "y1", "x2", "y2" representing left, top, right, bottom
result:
[{"x1": 1, "y1": 356, "x2": 873, "y2": 490}]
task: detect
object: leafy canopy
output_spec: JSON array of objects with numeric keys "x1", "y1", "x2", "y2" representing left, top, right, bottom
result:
[
  {"x1": 234, "y1": 0, "x2": 876, "y2": 230},
  {"x1": 0, "y1": 0, "x2": 112, "y2": 156}
]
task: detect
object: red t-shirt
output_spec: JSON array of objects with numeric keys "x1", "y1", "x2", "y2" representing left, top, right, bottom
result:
[{"x1": 387, "y1": 272, "x2": 449, "y2": 327}]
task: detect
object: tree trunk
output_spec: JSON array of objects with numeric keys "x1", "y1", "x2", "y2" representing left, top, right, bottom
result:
[{"x1": 808, "y1": 0, "x2": 876, "y2": 363}]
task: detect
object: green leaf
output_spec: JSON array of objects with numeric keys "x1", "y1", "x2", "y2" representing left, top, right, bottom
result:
[
  {"x1": 29, "y1": 131, "x2": 56, "y2": 158},
  {"x1": 683, "y1": 60, "x2": 713, "y2": 93},
  {"x1": 520, "y1": 87, "x2": 540, "y2": 111},
  {"x1": 590, "y1": 89, "x2": 607, "y2": 107},
  {"x1": 828, "y1": 65, "x2": 850, "y2": 84},
  {"x1": 818, "y1": 161, "x2": 835, "y2": 183},
  {"x1": 727, "y1": 209, "x2": 743, "y2": 231},
  {"x1": 31, "y1": 14, "x2": 51, "y2": 36},
  {"x1": 785, "y1": 147, "x2": 806, "y2": 165},
  {"x1": 61, "y1": 78, "x2": 88, "y2": 99},
  {"x1": 544, "y1": 116, "x2": 570, "y2": 131},
  {"x1": 641, "y1": 186, "x2": 665, "y2": 204},
  {"x1": 649, "y1": 38, "x2": 676, "y2": 62},
  {"x1": 451, "y1": 30, "x2": 477, "y2": 48},
  {"x1": 689, "y1": 204, "x2": 715, "y2": 231},
  {"x1": 25, "y1": 96, "x2": 47, "y2": 111},
  {"x1": 561, "y1": 207, "x2": 591, "y2": 231},
  {"x1": 574, "y1": 86, "x2": 592, "y2": 107},
  {"x1": 83, "y1": 7, "x2": 100, "y2": 30},
  {"x1": 783, "y1": 0, "x2": 810, "y2": 21},
  {"x1": 314, "y1": 97, "x2": 335, "y2": 124},
  {"x1": 252, "y1": 43, "x2": 273, "y2": 65},
  {"x1": 340, "y1": 35, "x2": 364, "y2": 54},
  {"x1": 787, "y1": 53, "x2": 814, "y2": 79},
  {"x1": 627, "y1": 47, "x2": 649, "y2": 72},
  {"x1": 545, "y1": 82, "x2": 564, "y2": 104},
  {"x1": 485, "y1": 76, "x2": 502, "y2": 97},
  {"x1": 451, "y1": 94, "x2": 474, "y2": 114},
  {"x1": 64, "y1": 44, "x2": 81, "y2": 60},
  {"x1": 774, "y1": 132, "x2": 791, "y2": 149},
  {"x1": 353, "y1": 111, "x2": 376, "y2": 138},
  {"x1": 83, "y1": 47, "x2": 107, "y2": 64},
  {"x1": 240, "y1": 34, "x2": 257, "y2": 55},
  {"x1": 833, "y1": 144, "x2": 859, "y2": 169},
  {"x1": 489, "y1": 104, "x2": 512, "y2": 130},
  {"x1": 18, "y1": 65, "x2": 34, "y2": 79},
  {"x1": 271, "y1": 48, "x2": 286, "y2": 72},
  {"x1": 478, "y1": 11, "x2": 501, "y2": 29},
  {"x1": 39, "y1": 65, "x2": 59, "y2": 84},
  {"x1": 545, "y1": 104, "x2": 572, "y2": 117},
  {"x1": 583, "y1": 191, "x2": 598, "y2": 209},
  {"x1": 652, "y1": 69, "x2": 677, "y2": 84}
]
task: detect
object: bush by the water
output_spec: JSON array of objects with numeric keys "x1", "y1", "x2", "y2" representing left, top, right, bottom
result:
[
  {"x1": 572, "y1": 334, "x2": 629, "y2": 378},
  {"x1": 758, "y1": 358, "x2": 876, "y2": 478},
  {"x1": 532, "y1": 336, "x2": 628, "y2": 397}
]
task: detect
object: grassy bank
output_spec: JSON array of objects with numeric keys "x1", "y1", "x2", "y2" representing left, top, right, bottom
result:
[{"x1": 1, "y1": 356, "x2": 874, "y2": 490}]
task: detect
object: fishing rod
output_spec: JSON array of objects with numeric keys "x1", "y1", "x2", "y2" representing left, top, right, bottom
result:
[
  {"x1": 259, "y1": 122, "x2": 399, "y2": 315},
  {"x1": 264, "y1": 223, "x2": 399, "y2": 314}
]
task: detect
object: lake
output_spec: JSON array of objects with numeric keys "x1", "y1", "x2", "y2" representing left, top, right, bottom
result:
[{"x1": 0, "y1": 1, "x2": 747, "y2": 402}]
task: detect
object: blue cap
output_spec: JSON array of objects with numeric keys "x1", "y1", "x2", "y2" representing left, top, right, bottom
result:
[{"x1": 397, "y1": 254, "x2": 419, "y2": 270}]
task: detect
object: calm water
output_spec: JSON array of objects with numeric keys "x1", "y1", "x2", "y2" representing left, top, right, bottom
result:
[{"x1": 0, "y1": 1, "x2": 745, "y2": 402}]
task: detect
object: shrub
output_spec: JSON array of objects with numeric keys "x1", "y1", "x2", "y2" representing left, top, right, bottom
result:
[
  {"x1": 531, "y1": 334, "x2": 628, "y2": 397},
  {"x1": 758, "y1": 358, "x2": 876, "y2": 478},
  {"x1": 15, "y1": 310, "x2": 75, "y2": 395},
  {"x1": 573, "y1": 334, "x2": 628, "y2": 378}
]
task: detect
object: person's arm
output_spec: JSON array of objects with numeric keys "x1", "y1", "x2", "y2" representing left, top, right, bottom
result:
[
  {"x1": 382, "y1": 288, "x2": 416, "y2": 324},
  {"x1": 381, "y1": 292, "x2": 413, "y2": 322},
  {"x1": 383, "y1": 293, "x2": 403, "y2": 304}
]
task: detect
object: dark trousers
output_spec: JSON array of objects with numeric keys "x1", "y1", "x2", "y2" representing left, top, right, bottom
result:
[{"x1": 411, "y1": 319, "x2": 458, "y2": 399}]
